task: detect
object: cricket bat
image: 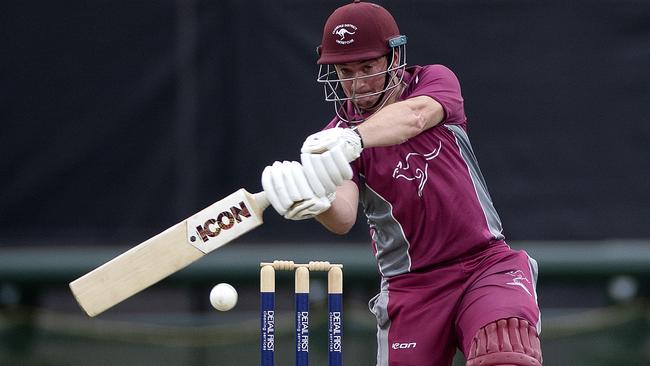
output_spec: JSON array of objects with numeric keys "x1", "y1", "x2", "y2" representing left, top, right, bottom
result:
[{"x1": 69, "y1": 189, "x2": 269, "y2": 317}]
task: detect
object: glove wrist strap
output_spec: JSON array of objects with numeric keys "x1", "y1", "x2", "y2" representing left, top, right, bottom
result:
[{"x1": 350, "y1": 126, "x2": 364, "y2": 148}]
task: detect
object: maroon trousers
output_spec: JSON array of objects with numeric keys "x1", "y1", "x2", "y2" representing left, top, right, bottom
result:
[{"x1": 369, "y1": 243, "x2": 541, "y2": 366}]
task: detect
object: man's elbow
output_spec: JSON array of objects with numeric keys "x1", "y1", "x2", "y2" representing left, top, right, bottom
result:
[
  {"x1": 410, "y1": 110, "x2": 429, "y2": 134},
  {"x1": 329, "y1": 222, "x2": 354, "y2": 235},
  {"x1": 408, "y1": 96, "x2": 444, "y2": 132},
  {"x1": 317, "y1": 214, "x2": 356, "y2": 235}
]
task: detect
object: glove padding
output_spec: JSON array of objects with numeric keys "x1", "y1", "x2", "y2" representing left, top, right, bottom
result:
[
  {"x1": 261, "y1": 161, "x2": 333, "y2": 220},
  {"x1": 300, "y1": 128, "x2": 360, "y2": 194},
  {"x1": 301, "y1": 145, "x2": 352, "y2": 195},
  {"x1": 301, "y1": 127, "x2": 363, "y2": 161},
  {"x1": 284, "y1": 192, "x2": 335, "y2": 220}
]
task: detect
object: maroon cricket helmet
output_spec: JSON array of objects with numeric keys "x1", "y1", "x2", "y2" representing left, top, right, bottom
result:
[{"x1": 317, "y1": 1, "x2": 402, "y2": 64}]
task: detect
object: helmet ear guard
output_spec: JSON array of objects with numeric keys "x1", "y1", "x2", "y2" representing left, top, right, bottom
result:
[
  {"x1": 386, "y1": 35, "x2": 407, "y2": 69},
  {"x1": 388, "y1": 35, "x2": 407, "y2": 48}
]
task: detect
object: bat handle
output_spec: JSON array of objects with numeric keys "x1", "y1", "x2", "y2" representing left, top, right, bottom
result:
[{"x1": 252, "y1": 191, "x2": 270, "y2": 211}]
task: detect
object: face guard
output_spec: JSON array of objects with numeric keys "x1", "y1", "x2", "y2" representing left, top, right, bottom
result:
[{"x1": 316, "y1": 36, "x2": 407, "y2": 124}]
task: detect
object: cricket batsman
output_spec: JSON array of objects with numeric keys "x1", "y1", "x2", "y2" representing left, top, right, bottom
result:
[{"x1": 262, "y1": 1, "x2": 543, "y2": 365}]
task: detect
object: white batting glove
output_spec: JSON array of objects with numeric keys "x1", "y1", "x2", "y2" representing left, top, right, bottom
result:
[
  {"x1": 261, "y1": 161, "x2": 312, "y2": 215},
  {"x1": 301, "y1": 145, "x2": 352, "y2": 194},
  {"x1": 284, "y1": 192, "x2": 336, "y2": 221},
  {"x1": 300, "y1": 127, "x2": 361, "y2": 193},
  {"x1": 301, "y1": 127, "x2": 363, "y2": 161},
  {"x1": 261, "y1": 161, "x2": 333, "y2": 220}
]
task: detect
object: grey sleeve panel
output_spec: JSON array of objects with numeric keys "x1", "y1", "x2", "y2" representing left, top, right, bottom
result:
[
  {"x1": 445, "y1": 124, "x2": 505, "y2": 240},
  {"x1": 360, "y1": 184, "x2": 412, "y2": 277}
]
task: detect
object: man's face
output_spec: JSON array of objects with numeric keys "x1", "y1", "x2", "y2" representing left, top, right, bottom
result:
[{"x1": 335, "y1": 56, "x2": 388, "y2": 111}]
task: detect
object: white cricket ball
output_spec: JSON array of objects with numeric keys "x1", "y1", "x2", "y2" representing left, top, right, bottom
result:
[{"x1": 209, "y1": 283, "x2": 238, "y2": 311}]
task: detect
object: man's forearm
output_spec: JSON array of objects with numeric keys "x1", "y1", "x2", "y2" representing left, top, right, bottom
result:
[
  {"x1": 315, "y1": 181, "x2": 359, "y2": 235},
  {"x1": 356, "y1": 95, "x2": 444, "y2": 147}
]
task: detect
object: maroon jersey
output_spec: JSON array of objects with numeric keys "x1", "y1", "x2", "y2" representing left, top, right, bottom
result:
[{"x1": 326, "y1": 65, "x2": 505, "y2": 276}]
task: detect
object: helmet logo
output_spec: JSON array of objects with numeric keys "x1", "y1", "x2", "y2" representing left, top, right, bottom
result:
[{"x1": 332, "y1": 24, "x2": 357, "y2": 45}]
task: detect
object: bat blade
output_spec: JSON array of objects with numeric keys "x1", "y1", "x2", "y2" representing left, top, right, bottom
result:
[{"x1": 69, "y1": 189, "x2": 268, "y2": 317}]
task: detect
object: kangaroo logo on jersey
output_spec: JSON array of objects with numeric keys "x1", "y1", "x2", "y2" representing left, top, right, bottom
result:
[
  {"x1": 392, "y1": 141, "x2": 442, "y2": 197},
  {"x1": 333, "y1": 24, "x2": 357, "y2": 44},
  {"x1": 506, "y1": 270, "x2": 532, "y2": 296}
]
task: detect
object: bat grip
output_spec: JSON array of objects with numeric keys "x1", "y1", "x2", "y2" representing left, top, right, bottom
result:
[{"x1": 252, "y1": 191, "x2": 270, "y2": 210}]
